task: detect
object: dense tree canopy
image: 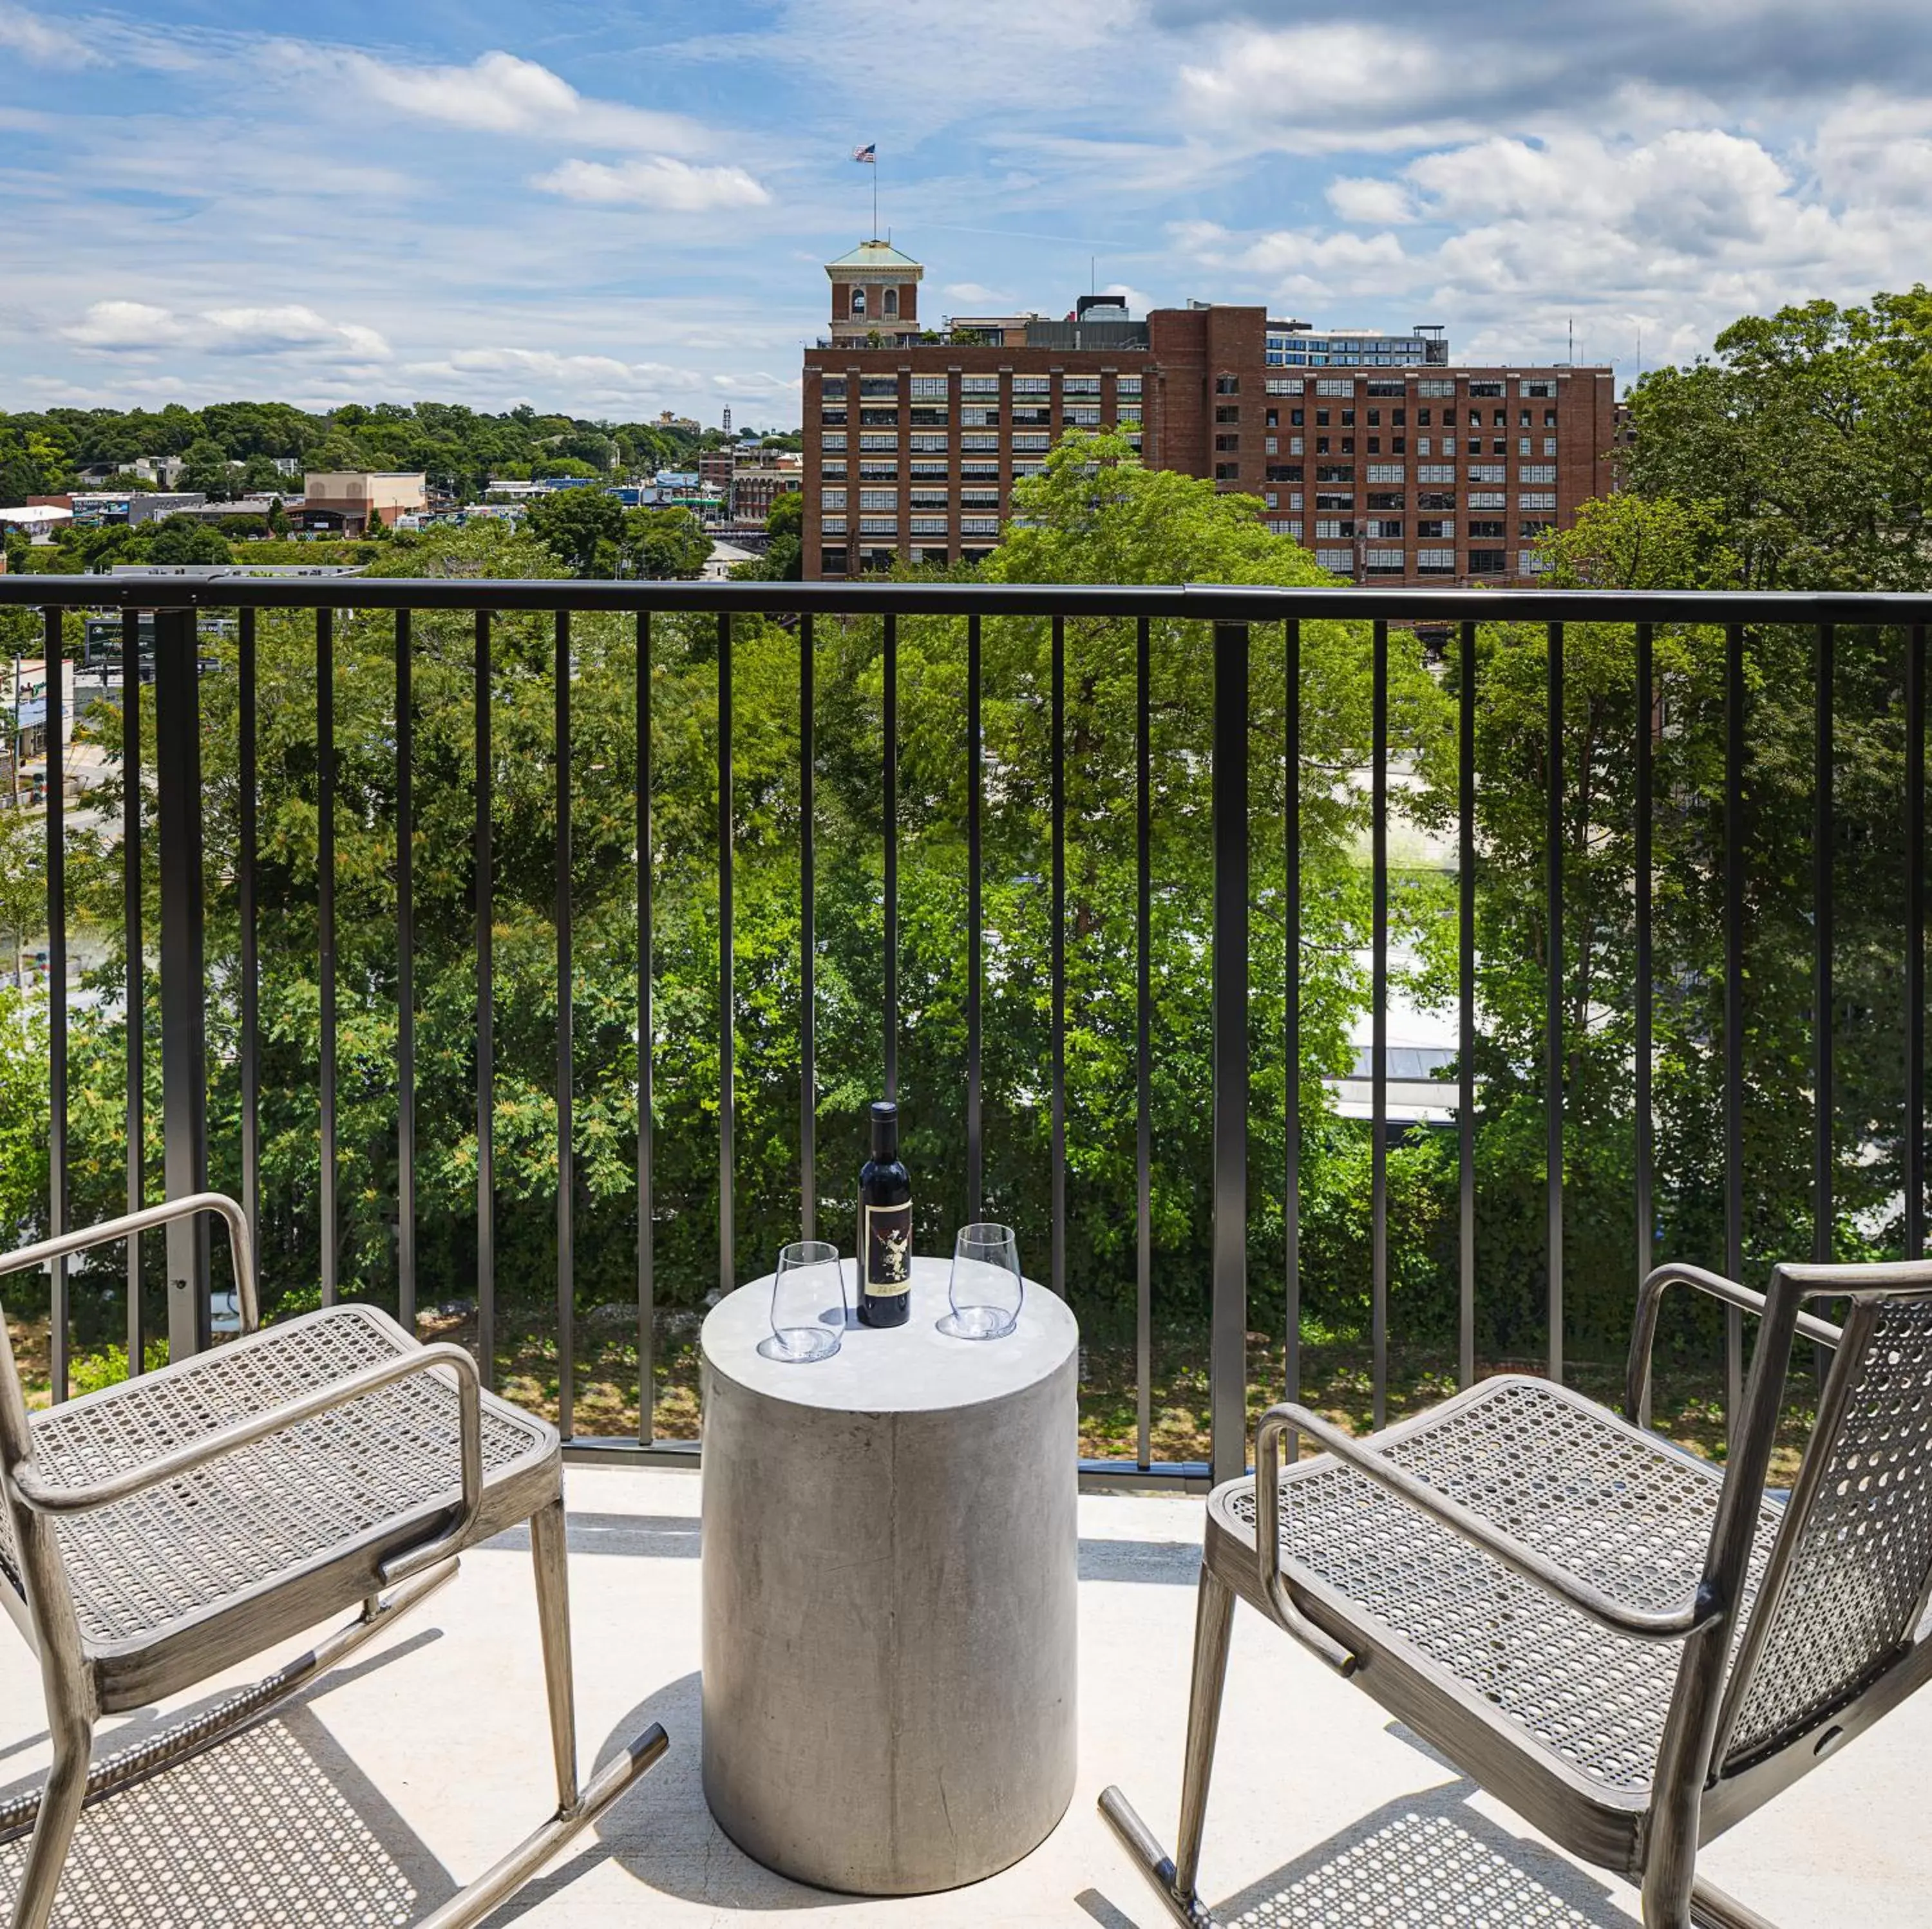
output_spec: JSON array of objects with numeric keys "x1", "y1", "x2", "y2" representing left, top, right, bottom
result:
[
  {"x1": 0, "y1": 399, "x2": 751, "y2": 505},
  {"x1": 1, "y1": 294, "x2": 1927, "y2": 1434}
]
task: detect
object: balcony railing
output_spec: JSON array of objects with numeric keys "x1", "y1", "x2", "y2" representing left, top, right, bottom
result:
[{"x1": 0, "y1": 575, "x2": 1926, "y2": 1487}]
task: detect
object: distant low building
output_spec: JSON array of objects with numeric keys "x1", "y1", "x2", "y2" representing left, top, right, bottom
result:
[
  {"x1": 299, "y1": 471, "x2": 427, "y2": 533},
  {"x1": 128, "y1": 456, "x2": 187, "y2": 488},
  {"x1": 703, "y1": 539, "x2": 758, "y2": 579},
  {"x1": 732, "y1": 449, "x2": 804, "y2": 525},
  {"x1": 127, "y1": 493, "x2": 211, "y2": 525}
]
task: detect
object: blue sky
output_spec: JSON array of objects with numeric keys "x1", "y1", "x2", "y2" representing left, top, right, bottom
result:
[{"x1": 3, "y1": 0, "x2": 1928, "y2": 426}]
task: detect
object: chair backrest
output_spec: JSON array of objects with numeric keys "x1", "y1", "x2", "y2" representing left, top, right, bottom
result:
[{"x1": 1714, "y1": 1283, "x2": 1932, "y2": 1773}]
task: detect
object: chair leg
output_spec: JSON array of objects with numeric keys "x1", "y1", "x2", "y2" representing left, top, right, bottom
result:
[
  {"x1": 1688, "y1": 1876, "x2": 1785, "y2": 1929},
  {"x1": 8, "y1": 1710, "x2": 90, "y2": 1929},
  {"x1": 1175, "y1": 1565, "x2": 1236, "y2": 1897},
  {"x1": 1099, "y1": 1562, "x2": 1236, "y2": 1929},
  {"x1": 529, "y1": 1495, "x2": 579, "y2": 1814}
]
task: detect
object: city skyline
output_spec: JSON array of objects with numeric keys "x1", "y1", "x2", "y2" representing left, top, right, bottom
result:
[{"x1": 2, "y1": 0, "x2": 1928, "y2": 419}]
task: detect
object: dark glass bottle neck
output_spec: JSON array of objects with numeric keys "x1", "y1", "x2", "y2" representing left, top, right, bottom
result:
[{"x1": 869, "y1": 1102, "x2": 898, "y2": 1162}]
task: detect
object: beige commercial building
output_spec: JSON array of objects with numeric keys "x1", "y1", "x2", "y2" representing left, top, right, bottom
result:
[{"x1": 299, "y1": 473, "x2": 428, "y2": 532}]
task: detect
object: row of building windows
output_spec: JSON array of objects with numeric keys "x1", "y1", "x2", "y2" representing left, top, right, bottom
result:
[
  {"x1": 1258, "y1": 375, "x2": 1558, "y2": 399},
  {"x1": 821, "y1": 373, "x2": 1142, "y2": 397}
]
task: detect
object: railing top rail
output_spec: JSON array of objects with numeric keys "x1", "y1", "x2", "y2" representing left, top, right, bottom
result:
[{"x1": 5, "y1": 574, "x2": 1932, "y2": 623}]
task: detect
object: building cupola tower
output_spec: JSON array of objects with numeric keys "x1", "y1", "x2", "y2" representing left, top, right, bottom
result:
[{"x1": 826, "y1": 240, "x2": 923, "y2": 346}]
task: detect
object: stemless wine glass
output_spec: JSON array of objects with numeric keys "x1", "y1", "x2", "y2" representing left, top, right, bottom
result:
[
  {"x1": 940, "y1": 1223, "x2": 1025, "y2": 1340},
  {"x1": 757, "y1": 1240, "x2": 845, "y2": 1362}
]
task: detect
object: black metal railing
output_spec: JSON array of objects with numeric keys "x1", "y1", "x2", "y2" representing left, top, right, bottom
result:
[{"x1": 1, "y1": 576, "x2": 1926, "y2": 1487}]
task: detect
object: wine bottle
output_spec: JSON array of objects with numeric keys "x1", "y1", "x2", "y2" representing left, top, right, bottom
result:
[{"x1": 857, "y1": 1099, "x2": 912, "y2": 1327}]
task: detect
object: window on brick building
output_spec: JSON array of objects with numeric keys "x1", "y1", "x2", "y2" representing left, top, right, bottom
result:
[
  {"x1": 1468, "y1": 548, "x2": 1506, "y2": 573},
  {"x1": 1367, "y1": 437, "x2": 1380, "y2": 454},
  {"x1": 1265, "y1": 408, "x2": 1278, "y2": 428},
  {"x1": 1341, "y1": 408, "x2": 1356, "y2": 424},
  {"x1": 1215, "y1": 434, "x2": 1240, "y2": 451},
  {"x1": 1215, "y1": 405, "x2": 1240, "y2": 422},
  {"x1": 1291, "y1": 408, "x2": 1304, "y2": 425},
  {"x1": 1215, "y1": 374, "x2": 1240, "y2": 393},
  {"x1": 1215, "y1": 462, "x2": 1240, "y2": 478},
  {"x1": 1544, "y1": 408, "x2": 1558, "y2": 427}
]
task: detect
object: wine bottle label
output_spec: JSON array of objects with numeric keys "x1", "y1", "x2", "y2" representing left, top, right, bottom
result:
[{"x1": 862, "y1": 1202, "x2": 913, "y2": 1296}]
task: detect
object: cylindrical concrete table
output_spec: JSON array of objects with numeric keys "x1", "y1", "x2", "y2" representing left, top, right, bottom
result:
[{"x1": 700, "y1": 1255, "x2": 1078, "y2": 1895}]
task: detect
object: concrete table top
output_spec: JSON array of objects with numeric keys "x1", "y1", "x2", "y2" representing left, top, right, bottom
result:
[
  {"x1": 700, "y1": 1254, "x2": 1074, "y2": 1411},
  {"x1": 698, "y1": 1256, "x2": 1080, "y2": 1896}
]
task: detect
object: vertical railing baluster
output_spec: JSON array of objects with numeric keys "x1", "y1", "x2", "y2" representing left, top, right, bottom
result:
[
  {"x1": 1909, "y1": 621, "x2": 1927, "y2": 1261},
  {"x1": 1136, "y1": 614, "x2": 1153, "y2": 1470},
  {"x1": 799, "y1": 612, "x2": 815, "y2": 1241},
  {"x1": 1210, "y1": 619, "x2": 1249, "y2": 1487},
  {"x1": 45, "y1": 608, "x2": 67, "y2": 1399},
  {"x1": 475, "y1": 612, "x2": 495, "y2": 1388},
  {"x1": 156, "y1": 607, "x2": 209, "y2": 1360},
  {"x1": 884, "y1": 610, "x2": 898, "y2": 1102},
  {"x1": 1546, "y1": 621, "x2": 1564, "y2": 1389},
  {"x1": 1458, "y1": 619, "x2": 1477, "y2": 1392},
  {"x1": 1284, "y1": 619, "x2": 1302, "y2": 1459},
  {"x1": 123, "y1": 610, "x2": 143, "y2": 1371},
  {"x1": 239, "y1": 609, "x2": 258, "y2": 1309},
  {"x1": 967, "y1": 613, "x2": 983, "y2": 1219},
  {"x1": 317, "y1": 608, "x2": 336, "y2": 1307},
  {"x1": 1814, "y1": 623, "x2": 1833, "y2": 1279},
  {"x1": 1634, "y1": 621, "x2": 1654, "y2": 1427},
  {"x1": 638, "y1": 612, "x2": 655, "y2": 1442},
  {"x1": 556, "y1": 610, "x2": 574, "y2": 1440},
  {"x1": 396, "y1": 610, "x2": 415, "y2": 1331},
  {"x1": 1724, "y1": 621, "x2": 1748, "y2": 1434},
  {"x1": 1371, "y1": 618, "x2": 1388, "y2": 1430},
  {"x1": 719, "y1": 612, "x2": 735, "y2": 1303},
  {"x1": 1051, "y1": 614, "x2": 1066, "y2": 1301}
]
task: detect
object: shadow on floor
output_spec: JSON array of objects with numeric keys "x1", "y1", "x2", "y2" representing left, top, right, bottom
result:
[
  {"x1": 0, "y1": 1693, "x2": 457, "y2": 1929},
  {"x1": 490, "y1": 1669, "x2": 853, "y2": 1920},
  {"x1": 1080, "y1": 1775, "x2": 1639, "y2": 1929},
  {"x1": 487, "y1": 1512, "x2": 1202, "y2": 1583}
]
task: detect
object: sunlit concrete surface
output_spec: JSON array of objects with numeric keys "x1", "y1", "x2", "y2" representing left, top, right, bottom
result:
[{"x1": 3, "y1": 1462, "x2": 1928, "y2": 1926}]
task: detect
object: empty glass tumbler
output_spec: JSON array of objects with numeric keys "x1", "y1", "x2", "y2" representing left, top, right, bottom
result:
[
  {"x1": 942, "y1": 1223, "x2": 1025, "y2": 1340},
  {"x1": 758, "y1": 1240, "x2": 846, "y2": 1362}
]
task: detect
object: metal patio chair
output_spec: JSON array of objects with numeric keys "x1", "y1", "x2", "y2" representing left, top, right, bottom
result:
[
  {"x1": 0, "y1": 1194, "x2": 668, "y2": 1929},
  {"x1": 1101, "y1": 1256, "x2": 1932, "y2": 1929}
]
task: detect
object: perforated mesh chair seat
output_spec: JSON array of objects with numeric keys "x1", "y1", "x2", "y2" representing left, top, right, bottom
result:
[
  {"x1": 1104, "y1": 1259, "x2": 1932, "y2": 1929},
  {"x1": 1210, "y1": 1378, "x2": 1785, "y2": 1808},
  {"x1": 0, "y1": 1304, "x2": 556, "y2": 1709}
]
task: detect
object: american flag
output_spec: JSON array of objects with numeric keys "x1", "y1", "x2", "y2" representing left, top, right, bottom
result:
[{"x1": 852, "y1": 143, "x2": 876, "y2": 164}]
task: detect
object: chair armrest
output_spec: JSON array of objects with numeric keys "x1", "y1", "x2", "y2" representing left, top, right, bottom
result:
[
  {"x1": 1625, "y1": 1262, "x2": 1843, "y2": 1426},
  {"x1": 1256, "y1": 1403, "x2": 1722, "y2": 1646},
  {"x1": 0, "y1": 1192, "x2": 258, "y2": 1334},
  {"x1": 10, "y1": 1342, "x2": 484, "y2": 1584}
]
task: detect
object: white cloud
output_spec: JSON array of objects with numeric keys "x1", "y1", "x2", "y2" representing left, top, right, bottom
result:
[
  {"x1": 406, "y1": 347, "x2": 703, "y2": 402},
  {"x1": 531, "y1": 156, "x2": 770, "y2": 212},
  {"x1": 1327, "y1": 177, "x2": 1417, "y2": 225},
  {"x1": 63, "y1": 300, "x2": 390, "y2": 359},
  {"x1": 942, "y1": 281, "x2": 1014, "y2": 306},
  {"x1": 271, "y1": 46, "x2": 706, "y2": 153},
  {"x1": 0, "y1": 4, "x2": 95, "y2": 67}
]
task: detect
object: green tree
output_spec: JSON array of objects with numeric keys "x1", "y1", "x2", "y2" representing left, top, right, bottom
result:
[
  {"x1": 732, "y1": 490, "x2": 802, "y2": 581},
  {"x1": 1624, "y1": 288, "x2": 1932, "y2": 589},
  {"x1": 622, "y1": 507, "x2": 710, "y2": 579},
  {"x1": 527, "y1": 489, "x2": 623, "y2": 576},
  {"x1": 177, "y1": 438, "x2": 238, "y2": 502},
  {"x1": 144, "y1": 518, "x2": 232, "y2": 565}
]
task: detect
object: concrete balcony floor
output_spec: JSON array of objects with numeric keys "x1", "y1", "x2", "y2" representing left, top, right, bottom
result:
[{"x1": 3, "y1": 1463, "x2": 1927, "y2": 1927}]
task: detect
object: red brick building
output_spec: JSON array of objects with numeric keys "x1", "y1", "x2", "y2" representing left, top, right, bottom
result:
[{"x1": 802, "y1": 241, "x2": 1617, "y2": 585}]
